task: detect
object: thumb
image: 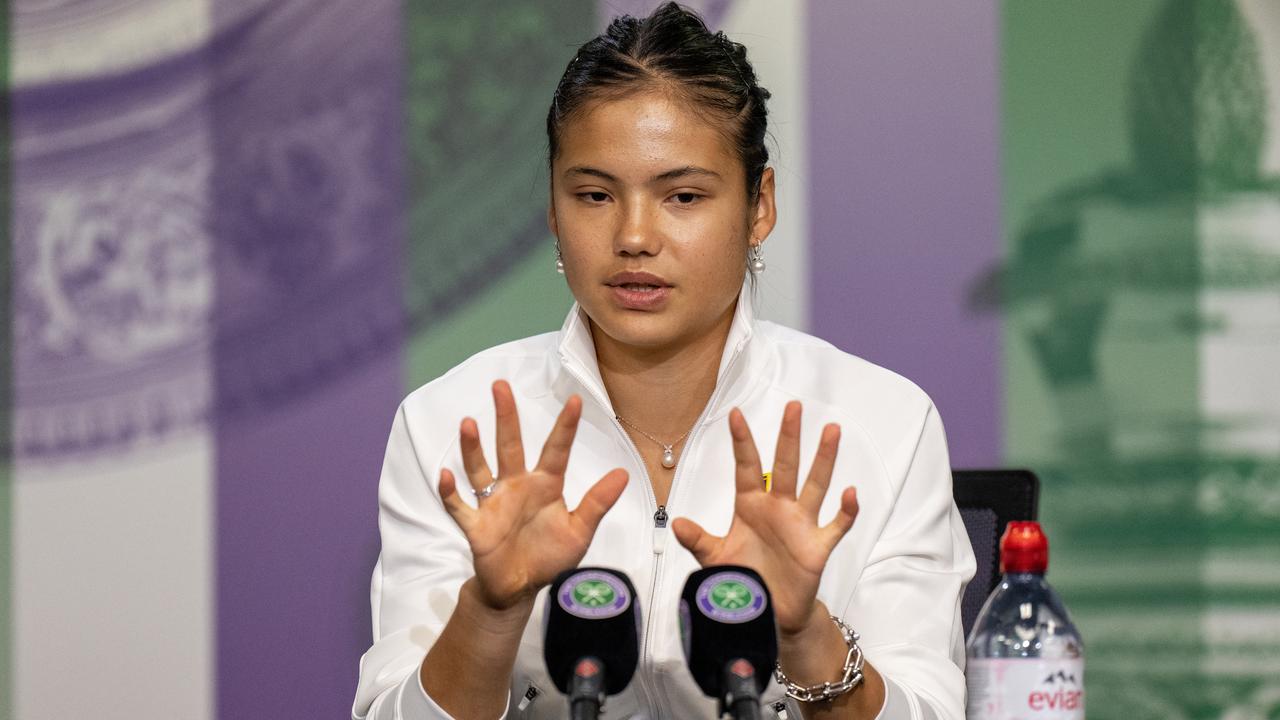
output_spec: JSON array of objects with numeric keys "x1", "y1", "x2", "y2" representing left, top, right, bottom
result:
[
  {"x1": 671, "y1": 517, "x2": 721, "y2": 566},
  {"x1": 822, "y1": 485, "x2": 860, "y2": 551},
  {"x1": 437, "y1": 468, "x2": 476, "y2": 534},
  {"x1": 571, "y1": 469, "x2": 630, "y2": 535}
]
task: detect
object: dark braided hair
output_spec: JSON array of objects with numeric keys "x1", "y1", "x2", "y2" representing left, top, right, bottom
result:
[{"x1": 546, "y1": 2, "x2": 772, "y2": 202}]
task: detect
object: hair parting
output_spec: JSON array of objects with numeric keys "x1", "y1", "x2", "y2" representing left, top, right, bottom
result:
[{"x1": 546, "y1": 2, "x2": 771, "y2": 201}]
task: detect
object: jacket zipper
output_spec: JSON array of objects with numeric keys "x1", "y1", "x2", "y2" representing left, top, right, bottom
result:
[
  {"x1": 610, "y1": 413, "x2": 665, "y2": 715},
  {"x1": 561, "y1": 336, "x2": 750, "y2": 716},
  {"x1": 653, "y1": 504, "x2": 669, "y2": 547},
  {"x1": 634, "y1": 340, "x2": 748, "y2": 717},
  {"x1": 554, "y1": 366, "x2": 667, "y2": 712}
]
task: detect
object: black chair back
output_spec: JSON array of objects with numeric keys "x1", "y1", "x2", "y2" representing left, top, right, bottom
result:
[{"x1": 952, "y1": 469, "x2": 1040, "y2": 639}]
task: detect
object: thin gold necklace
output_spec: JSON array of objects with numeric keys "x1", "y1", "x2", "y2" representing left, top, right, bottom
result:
[{"x1": 615, "y1": 415, "x2": 694, "y2": 469}]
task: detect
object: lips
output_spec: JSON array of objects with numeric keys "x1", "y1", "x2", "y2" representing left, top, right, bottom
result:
[
  {"x1": 604, "y1": 271, "x2": 672, "y2": 310},
  {"x1": 605, "y1": 271, "x2": 672, "y2": 289}
]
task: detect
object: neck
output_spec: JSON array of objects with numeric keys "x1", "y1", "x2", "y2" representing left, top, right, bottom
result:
[{"x1": 590, "y1": 301, "x2": 738, "y2": 442}]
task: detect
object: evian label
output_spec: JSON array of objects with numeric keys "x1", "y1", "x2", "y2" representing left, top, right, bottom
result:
[{"x1": 966, "y1": 658, "x2": 1084, "y2": 719}]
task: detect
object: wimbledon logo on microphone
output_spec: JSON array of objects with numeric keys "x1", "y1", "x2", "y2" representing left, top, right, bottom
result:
[
  {"x1": 558, "y1": 570, "x2": 632, "y2": 620},
  {"x1": 696, "y1": 571, "x2": 768, "y2": 623}
]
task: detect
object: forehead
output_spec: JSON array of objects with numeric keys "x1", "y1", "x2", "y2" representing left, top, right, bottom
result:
[{"x1": 554, "y1": 91, "x2": 740, "y2": 178}]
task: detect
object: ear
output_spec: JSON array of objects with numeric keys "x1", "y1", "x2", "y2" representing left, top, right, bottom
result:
[{"x1": 749, "y1": 167, "x2": 777, "y2": 249}]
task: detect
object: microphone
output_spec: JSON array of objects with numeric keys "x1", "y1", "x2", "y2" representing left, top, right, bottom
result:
[
  {"x1": 543, "y1": 567, "x2": 641, "y2": 720},
  {"x1": 680, "y1": 566, "x2": 778, "y2": 720}
]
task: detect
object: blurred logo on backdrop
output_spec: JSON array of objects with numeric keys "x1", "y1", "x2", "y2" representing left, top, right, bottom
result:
[
  {"x1": 8, "y1": 0, "x2": 605, "y2": 461},
  {"x1": 972, "y1": 1, "x2": 1280, "y2": 715},
  {"x1": 12, "y1": 0, "x2": 227, "y2": 460}
]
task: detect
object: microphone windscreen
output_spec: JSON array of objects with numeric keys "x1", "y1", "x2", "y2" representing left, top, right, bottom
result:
[
  {"x1": 543, "y1": 567, "x2": 641, "y2": 696},
  {"x1": 679, "y1": 565, "x2": 778, "y2": 697}
]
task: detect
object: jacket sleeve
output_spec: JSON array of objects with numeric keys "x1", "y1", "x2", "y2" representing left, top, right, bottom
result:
[
  {"x1": 840, "y1": 402, "x2": 976, "y2": 720},
  {"x1": 351, "y1": 402, "x2": 512, "y2": 720}
]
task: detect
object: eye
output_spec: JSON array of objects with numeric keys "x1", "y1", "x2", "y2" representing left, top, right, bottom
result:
[
  {"x1": 577, "y1": 191, "x2": 609, "y2": 203},
  {"x1": 671, "y1": 192, "x2": 702, "y2": 205}
]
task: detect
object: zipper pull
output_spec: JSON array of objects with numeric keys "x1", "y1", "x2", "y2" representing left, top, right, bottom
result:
[
  {"x1": 517, "y1": 683, "x2": 541, "y2": 713},
  {"x1": 653, "y1": 505, "x2": 669, "y2": 554}
]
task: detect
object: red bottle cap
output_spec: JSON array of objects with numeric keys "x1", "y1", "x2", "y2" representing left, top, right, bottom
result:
[{"x1": 1000, "y1": 521, "x2": 1049, "y2": 574}]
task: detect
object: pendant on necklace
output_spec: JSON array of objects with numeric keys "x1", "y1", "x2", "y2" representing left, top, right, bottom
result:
[{"x1": 661, "y1": 445, "x2": 677, "y2": 469}]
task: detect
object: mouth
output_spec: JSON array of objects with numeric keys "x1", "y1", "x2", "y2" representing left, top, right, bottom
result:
[
  {"x1": 604, "y1": 272, "x2": 673, "y2": 310},
  {"x1": 604, "y1": 271, "x2": 672, "y2": 289}
]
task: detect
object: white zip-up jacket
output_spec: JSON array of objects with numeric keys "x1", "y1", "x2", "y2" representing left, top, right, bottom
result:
[{"x1": 353, "y1": 289, "x2": 975, "y2": 720}]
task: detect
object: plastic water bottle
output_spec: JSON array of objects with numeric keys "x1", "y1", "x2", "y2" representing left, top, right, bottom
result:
[{"x1": 965, "y1": 521, "x2": 1084, "y2": 719}]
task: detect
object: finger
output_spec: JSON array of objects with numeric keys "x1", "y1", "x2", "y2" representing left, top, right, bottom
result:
[
  {"x1": 438, "y1": 468, "x2": 477, "y2": 533},
  {"x1": 671, "y1": 517, "x2": 723, "y2": 566},
  {"x1": 769, "y1": 401, "x2": 803, "y2": 498},
  {"x1": 492, "y1": 380, "x2": 527, "y2": 478},
  {"x1": 570, "y1": 469, "x2": 629, "y2": 535},
  {"x1": 536, "y1": 395, "x2": 583, "y2": 477},
  {"x1": 729, "y1": 408, "x2": 764, "y2": 494},
  {"x1": 798, "y1": 423, "x2": 841, "y2": 518},
  {"x1": 821, "y1": 486, "x2": 860, "y2": 551},
  {"x1": 459, "y1": 417, "x2": 495, "y2": 489}
]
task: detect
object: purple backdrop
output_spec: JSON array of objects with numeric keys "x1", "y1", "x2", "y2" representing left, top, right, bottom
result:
[
  {"x1": 808, "y1": 1, "x2": 1002, "y2": 466},
  {"x1": 211, "y1": 2, "x2": 405, "y2": 717}
]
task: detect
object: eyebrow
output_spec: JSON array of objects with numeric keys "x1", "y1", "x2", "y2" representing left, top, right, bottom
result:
[{"x1": 563, "y1": 165, "x2": 723, "y2": 184}]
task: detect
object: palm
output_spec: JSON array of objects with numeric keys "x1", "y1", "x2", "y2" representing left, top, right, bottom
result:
[
  {"x1": 438, "y1": 382, "x2": 628, "y2": 610},
  {"x1": 672, "y1": 402, "x2": 859, "y2": 634},
  {"x1": 465, "y1": 475, "x2": 595, "y2": 599},
  {"x1": 712, "y1": 492, "x2": 829, "y2": 576}
]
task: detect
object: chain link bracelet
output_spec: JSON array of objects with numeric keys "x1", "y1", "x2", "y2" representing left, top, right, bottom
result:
[{"x1": 773, "y1": 615, "x2": 865, "y2": 703}]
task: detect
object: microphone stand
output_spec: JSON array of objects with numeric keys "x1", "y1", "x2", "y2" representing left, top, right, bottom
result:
[
  {"x1": 720, "y1": 658, "x2": 762, "y2": 720},
  {"x1": 568, "y1": 657, "x2": 606, "y2": 720}
]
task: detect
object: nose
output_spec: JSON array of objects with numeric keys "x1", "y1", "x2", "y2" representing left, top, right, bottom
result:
[{"x1": 613, "y1": 199, "x2": 662, "y2": 258}]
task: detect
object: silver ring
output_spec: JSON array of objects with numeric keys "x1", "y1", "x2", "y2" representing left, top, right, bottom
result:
[{"x1": 473, "y1": 480, "x2": 499, "y2": 499}]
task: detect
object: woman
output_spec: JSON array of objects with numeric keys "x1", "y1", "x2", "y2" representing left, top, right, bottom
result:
[{"x1": 353, "y1": 4, "x2": 974, "y2": 719}]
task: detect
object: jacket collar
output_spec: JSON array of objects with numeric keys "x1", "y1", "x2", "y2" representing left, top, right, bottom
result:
[{"x1": 555, "y1": 283, "x2": 763, "y2": 421}]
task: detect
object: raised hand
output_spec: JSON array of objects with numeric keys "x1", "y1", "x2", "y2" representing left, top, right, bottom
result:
[
  {"x1": 437, "y1": 380, "x2": 629, "y2": 611},
  {"x1": 671, "y1": 401, "x2": 858, "y2": 635}
]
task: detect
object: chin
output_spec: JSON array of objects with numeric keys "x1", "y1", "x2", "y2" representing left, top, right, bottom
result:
[{"x1": 586, "y1": 306, "x2": 687, "y2": 350}]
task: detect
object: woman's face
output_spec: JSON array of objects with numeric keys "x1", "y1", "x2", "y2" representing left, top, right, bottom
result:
[{"x1": 548, "y1": 91, "x2": 776, "y2": 354}]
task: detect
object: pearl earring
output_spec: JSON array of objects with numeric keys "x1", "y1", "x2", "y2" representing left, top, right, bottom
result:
[
  {"x1": 555, "y1": 242, "x2": 565, "y2": 274},
  {"x1": 748, "y1": 243, "x2": 766, "y2": 274}
]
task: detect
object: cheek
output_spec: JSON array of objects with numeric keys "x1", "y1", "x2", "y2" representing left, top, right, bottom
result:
[
  {"x1": 681, "y1": 223, "x2": 749, "y2": 277},
  {"x1": 558, "y1": 235, "x2": 608, "y2": 275},
  {"x1": 553, "y1": 204, "x2": 608, "y2": 251},
  {"x1": 553, "y1": 217, "x2": 604, "y2": 296},
  {"x1": 688, "y1": 242, "x2": 746, "y2": 278}
]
